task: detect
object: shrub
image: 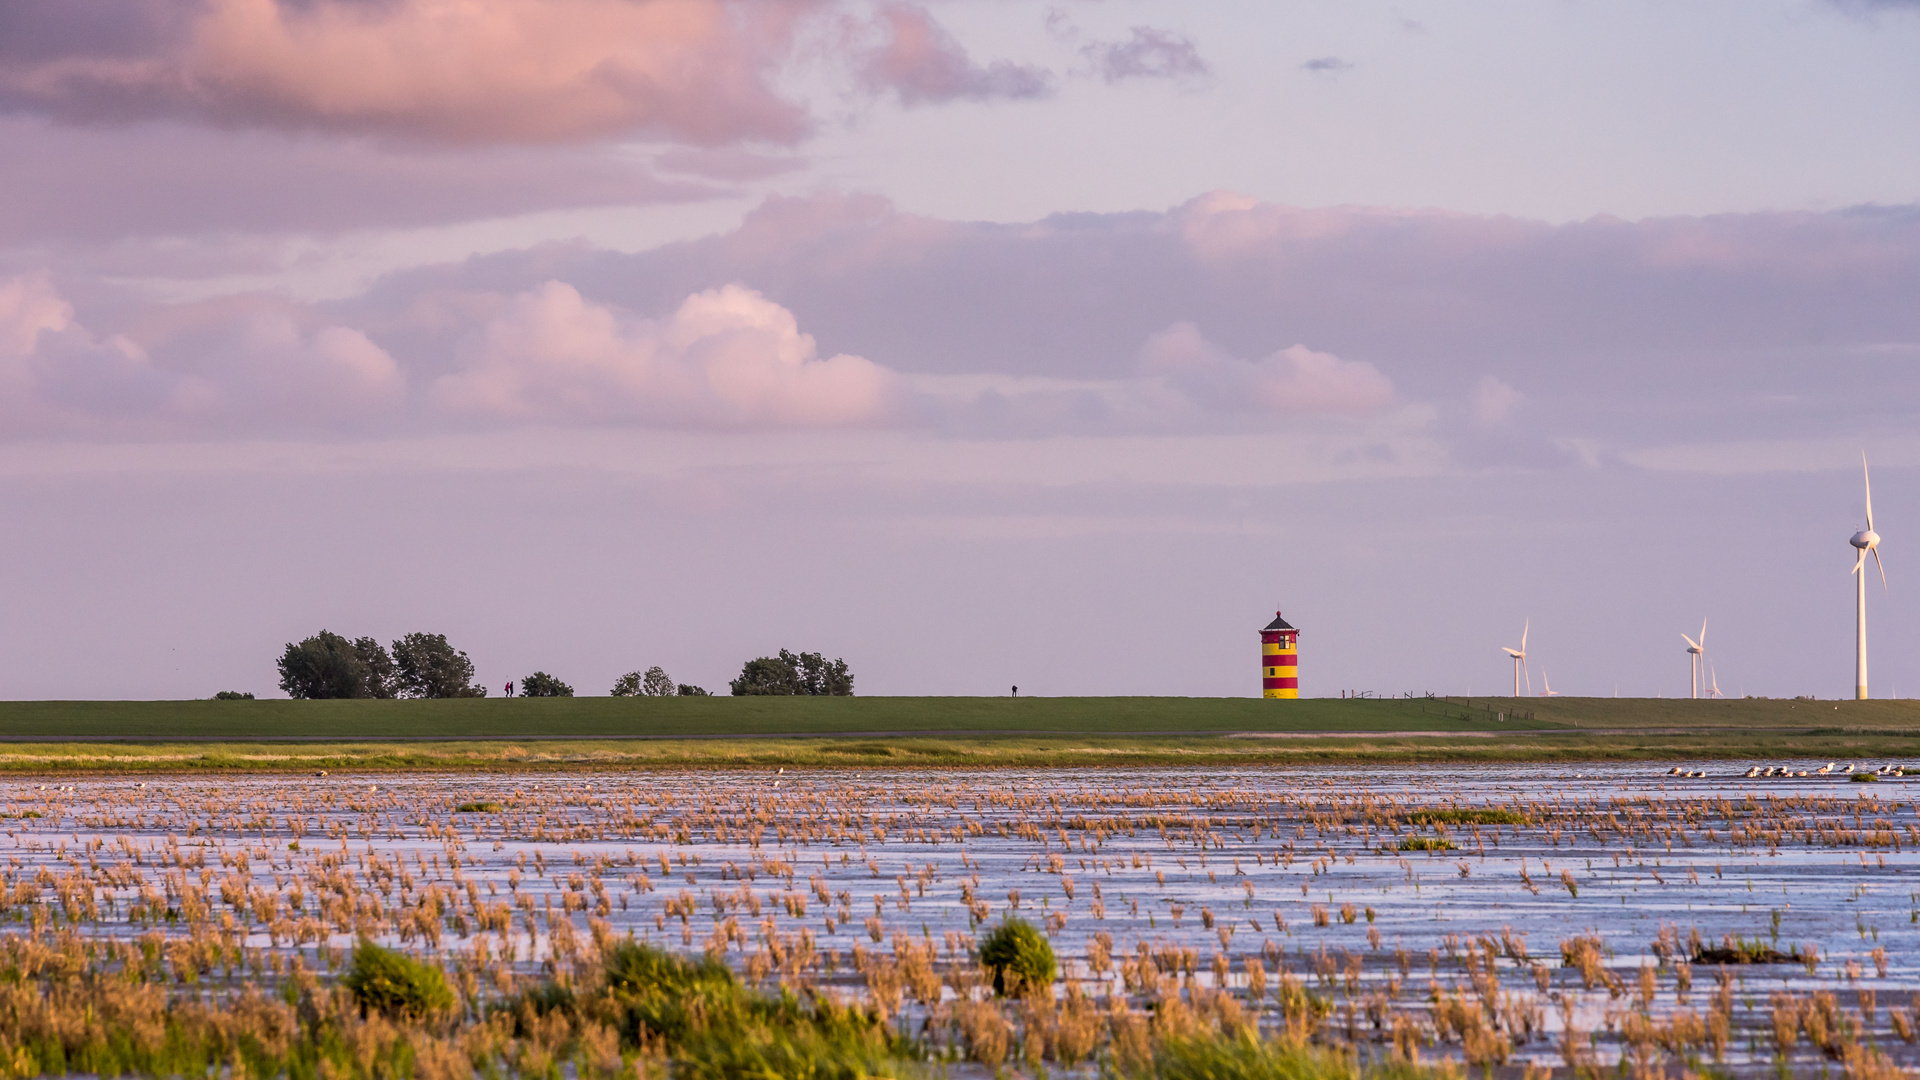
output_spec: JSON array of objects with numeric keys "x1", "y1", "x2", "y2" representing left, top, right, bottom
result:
[
  {"x1": 454, "y1": 801, "x2": 501, "y2": 813},
  {"x1": 678, "y1": 683, "x2": 711, "y2": 696},
  {"x1": 978, "y1": 917, "x2": 1055, "y2": 996},
  {"x1": 1852, "y1": 772, "x2": 1880, "y2": 782},
  {"x1": 341, "y1": 940, "x2": 455, "y2": 1018},
  {"x1": 212, "y1": 690, "x2": 255, "y2": 700},
  {"x1": 602, "y1": 940, "x2": 745, "y2": 1044},
  {"x1": 1398, "y1": 837, "x2": 1456, "y2": 851}
]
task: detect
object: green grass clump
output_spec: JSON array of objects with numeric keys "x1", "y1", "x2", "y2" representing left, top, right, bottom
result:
[
  {"x1": 600, "y1": 940, "x2": 746, "y2": 1044},
  {"x1": 1405, "y1": 808, "x2": 1528, "y2": 826},
  {"x1": 454, "y1": 800, "x2": 503, "y2": 812},
  {"x1": 1852, "y1": 772, "x2": 1879, "y2": 782},
  {"x1": 588, "y1": 940, "x2": 911, "y2": 1077},
  {"x1": 1150, "y1": 1031, "x2": 1358, "y2": 1080},
  {"x1": 978, "y1": 917, "x2": 1056, "y2": 996},
  {"x1": 1692, "y1": 936, "x2": 1800, "y2": 965},
  {"x1": 1397, "y1": 836, "x2": 1457, "y2": 852},
  {"x1": 341, "y1": 940, "x2": 454, "y2": 1018}
]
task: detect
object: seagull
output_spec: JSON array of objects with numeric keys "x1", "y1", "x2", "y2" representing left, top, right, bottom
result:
[
  {"x1": 1817, "y1": 763, "x2": 1834, "y2": 775},
  {"x1": 1745, "y1": 767, "x2": 1760, "y2": 778}
]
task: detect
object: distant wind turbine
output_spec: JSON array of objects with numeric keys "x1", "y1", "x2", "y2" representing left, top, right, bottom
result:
[
  {"x1": 1851, "y1": 453, "x2": 1887, "y2": 700},
  {"x1": 1501, "y1": 620, "x2": 1530, "y2": 698},
  {"x1": 1708, "y1": 662, "x2": 1724, "y2": 699},
  {"x1": 1540, "y1": 670, "x2": 1560, "y2": 697},
  {"x1": 1682, "y1": 620, "x2": 1705, "y2": 700}
]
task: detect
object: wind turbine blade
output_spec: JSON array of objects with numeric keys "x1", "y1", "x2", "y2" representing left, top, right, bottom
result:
[
  {"x1": 1502, "y1": 648, "x2": 1522, "y2": 658},
  {"x1": 1681, "y1": 634, "x2": 1700, "y2": 650},
  {"x1": 1864, "y1": 453, "x2": 1875, "y2": 533},
  {"x1": 1521, "y1": 619, "x2": 1528, "y2": 652},
  {"x1": 1698, "y1": 618, "x2": 1706, "y2": 651},
  {"x1": 1854, "y1": 549, "x2": 1866, "y2": 575},
  {"x1": 1874, "y1": 547, "x2": 1887, "y2": 591},
  {"x1": 1523, "y1": 664, "x2": 1532, "y2": 697}
]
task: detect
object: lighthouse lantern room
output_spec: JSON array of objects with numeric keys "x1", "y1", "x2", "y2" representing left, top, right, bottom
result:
[{"x1": 1260, "y1": 611, "x2": 1298, "y2": 699}]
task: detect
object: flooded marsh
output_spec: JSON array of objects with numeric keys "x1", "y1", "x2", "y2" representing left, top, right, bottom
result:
[{"x1": 2, "y1": 762, "x2": 1918, "y2": 1078}]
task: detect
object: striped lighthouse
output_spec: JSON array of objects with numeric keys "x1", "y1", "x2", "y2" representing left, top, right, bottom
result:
[{"x1": 1260, "y1": 611, "x2": 1298, "y2": 699}]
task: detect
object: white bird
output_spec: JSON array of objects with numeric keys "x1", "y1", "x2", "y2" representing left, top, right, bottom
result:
[
  {"x1": 1502, "y1": 620, "x2": 1531, "y2": 698},
  {"x1": 1817, "y1": 763, "x2": 1835, "y2": 775},
  {"x1": 1682, "y1": 620, "x2": 1706, "y2": 700},
  {"x1": 1745, "y1": 767, "x2": 1760, "y2": 778},
  {"x1": 1851, "y1": 454, "x2": 1887, "y2": 700}
]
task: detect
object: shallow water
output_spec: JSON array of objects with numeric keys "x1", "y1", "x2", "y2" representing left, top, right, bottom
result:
[{"x1": 4, "y1": 760, "x2": 1915, "y2": 1074}]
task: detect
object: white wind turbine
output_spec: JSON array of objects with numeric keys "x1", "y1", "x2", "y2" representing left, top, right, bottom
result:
[
  {"x1": 1501, "y1": 620, "x2": 1530, "y2": 698},
  {"x1": 1851, "y1": 453, "x2": 1887, "y2": 700},
  {"x1": 1708, "y1": 662, "x2": 1724, "y2": 699},
  {"x1": 1681, "y1": 620, "x2": 1705, "y2": 700},
  {"x1": 1540, "y1": 670, "x2": 1560, "y2": 697}
]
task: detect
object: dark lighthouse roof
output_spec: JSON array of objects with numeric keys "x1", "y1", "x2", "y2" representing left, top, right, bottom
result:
[{"x1": 1262, "y1": 611, "x2": 1296, "y2": 632}]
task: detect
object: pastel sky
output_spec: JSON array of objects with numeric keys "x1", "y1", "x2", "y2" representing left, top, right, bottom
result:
[{"x1": 3, "y1": 0, "x2": 1918, "y2": 700}]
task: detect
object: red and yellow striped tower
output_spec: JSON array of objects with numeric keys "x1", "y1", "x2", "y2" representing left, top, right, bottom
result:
[{"x1": 1260, "y1": 611, "x2": 1298, "y2": 699}]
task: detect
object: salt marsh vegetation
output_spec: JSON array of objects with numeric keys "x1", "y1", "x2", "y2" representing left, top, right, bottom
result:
[{"x1": 0, "y1": 763, "x2": 1916, "y2": 1077}]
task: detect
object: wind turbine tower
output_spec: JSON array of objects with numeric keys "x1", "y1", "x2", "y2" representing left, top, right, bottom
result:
[
  {"x1": 1682, "y1": 621, "x2": 1705, "y2": 700},
  {"x1": 1501, "y1": 620, "x2": 1529, "y2": 698},
  {"x1": 1850, "y1": 455, "x2": 1886, "y2": 700}
]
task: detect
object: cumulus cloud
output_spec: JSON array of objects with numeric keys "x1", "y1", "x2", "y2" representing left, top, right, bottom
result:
[
  {"x1": 0, "y1": 273, "x2": 402, "y2": 434},
  {"x1": 433, "y1": 282, "x2": 904, "y2": 428},
  {"x1": 1081, "y1": 26, "x2": 1210, "y2": 84},
  {"x1": 855, "y1": 4, "x2": 1053, "y2": 105},
  {"x1": 0, "y1": 0, "x2": 813, "y2": 146},
  {"x1": 1138, "y1": 322, "x2": 1394, "y2": 417}
]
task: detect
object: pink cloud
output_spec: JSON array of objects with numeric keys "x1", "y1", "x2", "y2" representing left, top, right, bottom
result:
[
  {"x1": 0, "y1": 0, "x2": 814, "y2": 146},
  {"x1": 432, "y1": 282, "x2": 904, "y2": 427},
  {"x1": 855, "y1": 4, "x2": 1053, "y2": 105},
  {"x1": 0, "y1": 274, "x2": 403, "y2": 435},
  {"x1": 1139, "y1": 322, "x2": 1394, "y2": 416}
]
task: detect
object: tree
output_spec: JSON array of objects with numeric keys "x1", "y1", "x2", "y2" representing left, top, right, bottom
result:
[
  {"x1": 278, "y1": 631, "x2": 372, "y2": 699},
  {"x1": 213, "y1": 691, "x2": 254, "y2": 700},
  {"x1": 730, "y1": 654, "x2": 804, "y2": 695},
  {"x1": 677, "y1": 683, "x2": 711, "y2": 696},
  {"x1": 611, "y1": 666, "x2": 677, "y2": 697},
  {"x1": 354, "y1": 637, "x2": 397, "y2": 698},
  {"x1": 520, "y1": 671, "x2": 573, "y2": 697},
  {"x1": 641, "y1": 666, "x2": 676, "y2": 697},
  {"x1": 792, "y1": 651, "x2": 854, "y2": 696},
  {"x1": 729, "y1": 649, "x2": 854, "y2": 696},
  {"x1": 391, "y1": 632, "x2": 487, "y2": 698}
]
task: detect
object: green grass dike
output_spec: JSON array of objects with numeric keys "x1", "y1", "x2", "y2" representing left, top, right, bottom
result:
[{"x1": 0, "y1": 695, "x2": 1913, "y2": 772}]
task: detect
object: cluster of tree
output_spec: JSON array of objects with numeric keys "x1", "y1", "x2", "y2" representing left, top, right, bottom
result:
[
  {"x1": 277, "y1": 631, "x2": 487, "y2": 700},
  {"x1": 518, "y1": 672, "x2": 572, "y2": 697},
  {"x1": 610, "y1": 666, "x2": 709, "y2": 697},
  {"x1": 729, "y1": 650, "x2": 853, "y2": 696}
]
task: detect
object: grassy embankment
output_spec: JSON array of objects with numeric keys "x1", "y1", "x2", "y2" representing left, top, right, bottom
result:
[{"x1": 0, "y1": 695, "x2": 1915, "y2": 772}]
